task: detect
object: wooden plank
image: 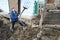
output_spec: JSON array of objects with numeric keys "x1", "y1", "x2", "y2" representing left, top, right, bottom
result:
[
  {"x1": 49, "y1": 10, "x2": 60, "y2": 12},
  {"x1": 43, "y1": 24, "x2": 60, "y2": 28}
]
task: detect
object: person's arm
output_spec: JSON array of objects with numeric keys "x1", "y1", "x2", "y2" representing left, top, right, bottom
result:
[{"x1": 10, "y1": 19, "x2": 11, "y2": 22}]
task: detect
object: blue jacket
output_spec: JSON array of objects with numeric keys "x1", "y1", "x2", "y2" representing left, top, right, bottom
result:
[{"x1": 10, "y1": 11, "x2": 19, "y2": 22}]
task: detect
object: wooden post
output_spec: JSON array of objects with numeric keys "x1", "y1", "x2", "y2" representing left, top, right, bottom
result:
[
  {"x1": 18, "y1": 0, "x2": 21, "y2": 14},
  {"x1": 37, "y1": 0, "x2": 46, "y2": 39}
]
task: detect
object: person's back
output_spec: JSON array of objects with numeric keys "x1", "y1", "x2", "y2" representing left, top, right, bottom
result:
[{"x1": 10, "y1": 11, "x2": 19, "y2": 22}]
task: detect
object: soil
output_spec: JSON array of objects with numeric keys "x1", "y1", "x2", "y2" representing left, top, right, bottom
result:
[{"x1": 0, "y1": 16, "x2": 60, "y2": 40}]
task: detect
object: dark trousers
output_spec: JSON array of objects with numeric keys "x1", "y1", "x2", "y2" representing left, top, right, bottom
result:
[{"x1": 11, "y1": 20, "x2": 26, "y2": 30}]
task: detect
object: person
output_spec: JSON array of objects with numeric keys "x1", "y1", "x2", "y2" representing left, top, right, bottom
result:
[{"x1": 9, "y1": 8, "x2": 26, "y2": 32}]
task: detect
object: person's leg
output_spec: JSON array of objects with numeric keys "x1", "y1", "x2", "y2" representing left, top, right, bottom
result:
[
  {"x1": 11, "y1": 21, "x2": 15, "y2": 32},
  {"x1": 17, "y1": 20, "x2": 26, "y2": 30},
  {"x1": 18, "y1": 20, "x2": 26, "y2": 26}
]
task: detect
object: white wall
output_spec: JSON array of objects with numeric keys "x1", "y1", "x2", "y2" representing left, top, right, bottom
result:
[
  {"x1": 0, "y1": 0, "x2": 9, "y2": 13},
  {"x1": 21, "y1": 0, "x2": 37, "y2": 19}
]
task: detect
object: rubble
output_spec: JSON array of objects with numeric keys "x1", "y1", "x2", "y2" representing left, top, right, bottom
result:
[
  {"x1": 0, "y1": 18, "x2": 10, "y2": 40},
  {"x1": 0, "y1": 12, "x2": 60, "y2": 40}
]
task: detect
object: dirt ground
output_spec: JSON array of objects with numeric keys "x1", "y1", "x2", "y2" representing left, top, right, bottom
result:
[
  {"x1": 1, "y1": 16, "x2": 60, "y2": 40},
  {"x1": 7, "y1": 26, "x2": 60, "y2": 40}
]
